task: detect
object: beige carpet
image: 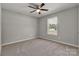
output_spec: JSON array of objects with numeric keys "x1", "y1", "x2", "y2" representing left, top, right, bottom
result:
[{"x1": 1, "y1": 39, "x2": 78, "y2": 56}]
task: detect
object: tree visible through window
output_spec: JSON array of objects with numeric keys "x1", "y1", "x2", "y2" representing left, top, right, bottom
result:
[{"x1": 47, "y1": 16, "x2": 57, "y2": 35}]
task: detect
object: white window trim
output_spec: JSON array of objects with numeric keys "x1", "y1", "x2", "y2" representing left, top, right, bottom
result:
[{"x1": 47, "y1": 16, "x2": 58, "y2": 35}]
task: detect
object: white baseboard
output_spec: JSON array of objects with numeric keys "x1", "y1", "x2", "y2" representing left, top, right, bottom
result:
[
  {"x1": 39, "y1": 36, "x2": 79, "y2": 48},
  {"x1": 2, "y1": 36, "x2": 79, "y2": 48},
  {"x1": 2, "y1": 37, "x2": 37, "y2": 46}
]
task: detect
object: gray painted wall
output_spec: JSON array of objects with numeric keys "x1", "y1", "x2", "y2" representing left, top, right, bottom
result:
[
  {"x1": 0, "y1": 4, "x2": 1, "y2": 55},
  {"x1": 2, "y1": 9, "x2": 38, "y2": 44},
  {"x1": 78, "y1": 6, "x2": 79, "y2": 55},
  {"x1": 39, "y1": 7, "x2": 78, "y2": 46},
  {"x1": 78, "y1": 7, "x2": 79, "y2": 46}
]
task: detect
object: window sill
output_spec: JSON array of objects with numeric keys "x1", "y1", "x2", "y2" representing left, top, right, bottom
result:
[{"x1": 48, "y1": 32, "x2": 57, "y2": 36}]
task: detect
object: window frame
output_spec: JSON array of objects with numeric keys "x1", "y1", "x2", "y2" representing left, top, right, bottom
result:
[{"x1": 47, "y1": 16, "x2": 58, "y2": 35}]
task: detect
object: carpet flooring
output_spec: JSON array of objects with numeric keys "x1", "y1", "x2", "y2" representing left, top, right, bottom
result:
[{"x1": 1, "y1": 39, "x2": 78, "y2": 56}]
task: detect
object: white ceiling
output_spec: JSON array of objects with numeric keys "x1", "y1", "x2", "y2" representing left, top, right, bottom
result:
[{"x1": 1, "y1": 3, "x2": 78, "y2": 18}]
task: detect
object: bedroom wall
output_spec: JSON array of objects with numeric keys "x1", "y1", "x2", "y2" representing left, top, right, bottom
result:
[
  {"x1": 39, "y1": 7, "x2": 78, "y2": 46},
  {"x1": 0, "y1": 3, "x2": 1, "y2": 55},
  {"x1": 78, "y1": 6, "x2": 79, "y2": 55},
  {"x1": 2, "y1": 9, "x2": 38, "y2": 45}
]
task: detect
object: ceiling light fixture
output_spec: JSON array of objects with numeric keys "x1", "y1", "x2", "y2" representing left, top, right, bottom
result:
[
  {"x1": 36, "y1": 9, "x2": 40, "y2": 13},
  {"x1": 28, "y1": 3, "x2": 48, "y2": 14}
]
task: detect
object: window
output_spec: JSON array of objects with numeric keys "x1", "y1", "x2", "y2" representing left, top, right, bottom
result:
[{"x1": 47, "y1": 16, "x2": 58, "y2": 35}]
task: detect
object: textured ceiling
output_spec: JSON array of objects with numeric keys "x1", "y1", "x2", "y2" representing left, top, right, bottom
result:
[{"x1": 1, "y1": 3, "x2": 78, "y2": 18}]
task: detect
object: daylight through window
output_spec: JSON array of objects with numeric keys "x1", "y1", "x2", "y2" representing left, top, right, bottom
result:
[{"x1": 47, "y1": 16, "x2": 58, "y2": 35}]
